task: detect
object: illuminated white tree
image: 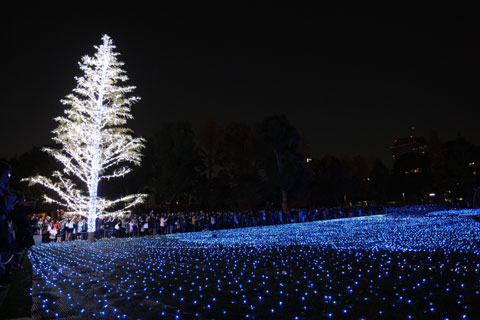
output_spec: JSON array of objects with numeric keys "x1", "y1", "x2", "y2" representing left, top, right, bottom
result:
[{"x1": 24, "y1": 35, "x2": 146, "y2": 241}]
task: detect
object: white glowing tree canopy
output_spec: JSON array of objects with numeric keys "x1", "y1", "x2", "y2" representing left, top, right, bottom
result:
[{"x1": 25, "y1": 35, "x2": 146, "y2": 233}]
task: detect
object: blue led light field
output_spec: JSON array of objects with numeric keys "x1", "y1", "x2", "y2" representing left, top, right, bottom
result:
[{"x1": 29, "y1": 210, "x2": 480, "y2": 319}]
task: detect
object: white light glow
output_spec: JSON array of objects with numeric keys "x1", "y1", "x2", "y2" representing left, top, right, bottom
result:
[{"x1": 24, "y1": 35, "x2": 146, "y2": 234}]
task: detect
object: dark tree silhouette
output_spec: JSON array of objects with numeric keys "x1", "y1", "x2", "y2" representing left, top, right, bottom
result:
[
  {"x1": 260, "y1": 115, "x2": 305, "y2": 210},
  {"x1": 223, "y1": 122, "x2": 263, "y2": 210},
  {"x1": 150, "y1": 121, "x2": 202, "y2": 211}
]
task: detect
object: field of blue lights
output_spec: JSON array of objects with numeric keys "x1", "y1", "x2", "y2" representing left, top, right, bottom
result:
[{"x1": 29, "y1": 209, "x2": 480, "y2": 319}]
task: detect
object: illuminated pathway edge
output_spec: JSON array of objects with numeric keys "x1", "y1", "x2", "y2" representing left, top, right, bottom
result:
[{"x1": 29, "y1": 210, "x2": 480, "y2": 319}]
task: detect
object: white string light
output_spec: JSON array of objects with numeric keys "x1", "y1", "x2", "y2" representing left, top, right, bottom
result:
[{"x1": 24, "y1": 35, "x2": 146, "y2": 233}]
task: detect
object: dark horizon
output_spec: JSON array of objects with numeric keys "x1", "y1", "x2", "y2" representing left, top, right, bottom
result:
[{"x1": 2, "y1": 3, "x2": 479, "y2": 165}]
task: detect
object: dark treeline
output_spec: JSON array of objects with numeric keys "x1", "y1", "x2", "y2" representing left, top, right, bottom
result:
[{"x1": 4, "y1": 116, "x2": 480, "y2": 213}]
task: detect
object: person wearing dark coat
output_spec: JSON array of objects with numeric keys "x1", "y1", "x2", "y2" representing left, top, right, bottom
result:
[
  {"x1": 10, "y1": 194, "x2": 35, "y2": 268},
  {"x1": 0, "y1": 161, "x2": 15, "y2": 287}
]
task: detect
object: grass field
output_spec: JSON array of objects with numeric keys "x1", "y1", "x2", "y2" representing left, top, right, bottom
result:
[{"x1": 29, "y1": 210, "x2": 480, "y2": 319}]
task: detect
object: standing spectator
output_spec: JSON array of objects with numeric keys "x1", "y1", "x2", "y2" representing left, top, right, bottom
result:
[
  {"x1": 132, "y1": 216, "x2": 139, "y2": 236},
  {"x1": 152, "y1": 214, "x2": 159, "y2": 235},
  {"x1": 142, "y1": 217, "x2": 149, "y2": 236},
  {"x1": 175, "y1": 216, "x2": 181, "y2": 233},
  {"x1": 169, "y1": 214, "x2": 176, "y2": 234},
  {"x1": 64, "y1": 218, "x2": 74, "y2": 241},
  {"x1": 167, "y1": 214, "x2": 174, "y2": 234},
  {"x1": 160, "y1": 215, "x2": 167, "y2": 234},
  {"x1": 0, "y1": 162, "x2": 15, "y2": 287},
  {"x1": 127, "y1": 219, "x2": 134, "y2": 237},
  {"x1": 114, "y1": 219, "x2": 121, "y2": 238},
  {"x1": 48, "y1": 222, "x2": 57, "y2": 242},
  {"x1": 120, "y1": 217, "x2": 127, "y2": 238},
  {"x1": 103, "y1": 217, "x2": 112, "y2": 238},
  {"x1": 191, "y1": 214, "x2": 197, "y2": 232},
  {"x1": 210, "y1": 214, "x2": 216, "y2": 231},
  {"x1": 10, "y1": 193, "x2": 35, "y2": 268},
  {"x1": 82, "y1": 218, "x2": 88, "y2": 240},
  {"x1": 77, "y1": 218, "x2": 84, "y2": 240}
]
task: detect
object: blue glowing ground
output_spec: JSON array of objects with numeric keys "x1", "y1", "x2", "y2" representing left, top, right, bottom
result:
[{"x1": 29, "y1": 210, "x2": 480, "y2": 319}]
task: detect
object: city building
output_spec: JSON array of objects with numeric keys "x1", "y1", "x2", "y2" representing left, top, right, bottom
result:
[
  {"x1": 391, "y1": 126, "x2": 429, "y2": 161},
  {"x1": 390, "y1": 126, "x2": 429, "y2": 175}
]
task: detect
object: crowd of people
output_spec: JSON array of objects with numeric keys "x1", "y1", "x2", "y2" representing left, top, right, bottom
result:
[
  {"x1": 36, "y1": 202, "x2": 460, "y2": 243},
  {"x1": 34, "y1": 205, "x2": 387, "y2": 242}
]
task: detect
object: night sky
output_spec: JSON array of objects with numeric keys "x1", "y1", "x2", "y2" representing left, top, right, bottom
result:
[{"x1": 2, "y1": 3, "x2": 479, "y2": 165}]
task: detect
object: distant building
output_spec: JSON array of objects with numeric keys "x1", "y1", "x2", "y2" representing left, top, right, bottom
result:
[
  {"x1": 389, "y1": 126, "x2": 431, "y2": 202},
  {"x1": 391, "y1": 129, "x2": 429, "y2": 160},
  {"x1": 390, "y1": 126, "x2": 429, "y2": 175}
]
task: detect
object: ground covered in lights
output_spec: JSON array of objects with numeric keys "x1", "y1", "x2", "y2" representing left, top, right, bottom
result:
[{"x1": 29, "y1": 210, "x2": 480, "y2": 319}]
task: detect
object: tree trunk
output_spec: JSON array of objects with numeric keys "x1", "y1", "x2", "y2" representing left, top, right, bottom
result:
[
  {"x1": 273, "y1": 150, "x2": 284, "y2": 173},
  {"x1": 275, "y1": 150, "x2": 288, "y2": 211},
  {"x1": 281, "y1": 189, "x2": 288, "y2": 211},
  {"x1": 87, "y1": 232, "x2": 95, "y2": 243}
]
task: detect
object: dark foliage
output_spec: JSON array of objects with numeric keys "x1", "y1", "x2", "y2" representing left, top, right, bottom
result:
[{"x1": 10, "y1": 118, "x2": 480, "y2": 211}]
